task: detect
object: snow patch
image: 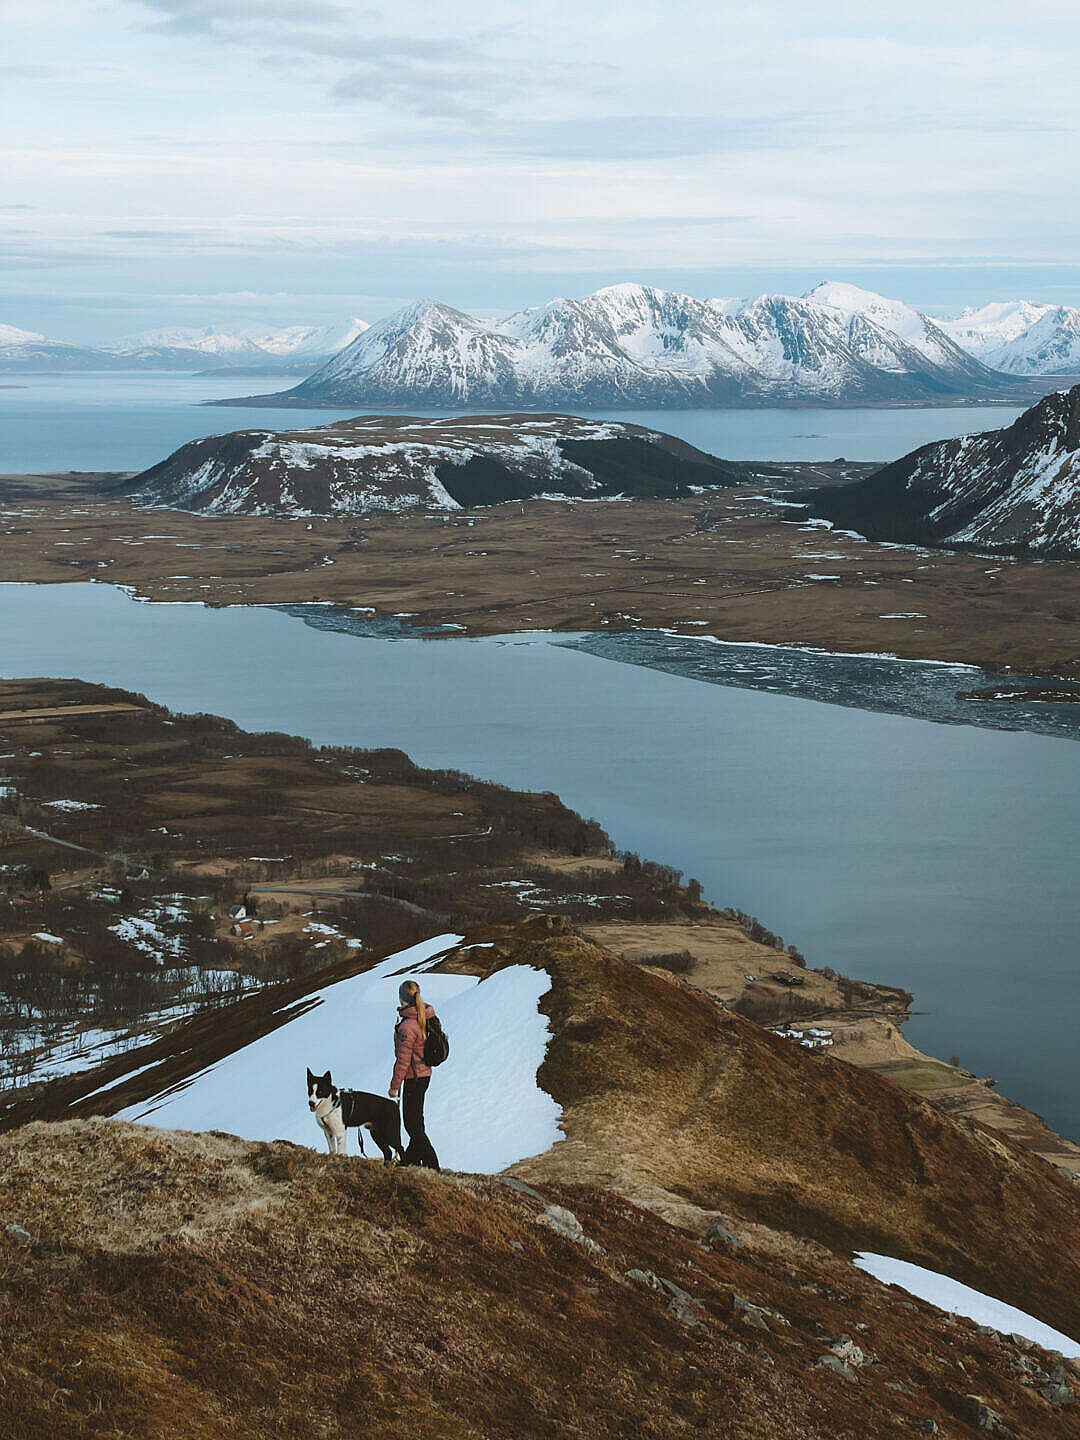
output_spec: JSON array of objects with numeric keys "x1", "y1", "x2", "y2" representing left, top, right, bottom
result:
[{"x1": 855, "y1": 1254, "x2": 1080, "y2": 1357}]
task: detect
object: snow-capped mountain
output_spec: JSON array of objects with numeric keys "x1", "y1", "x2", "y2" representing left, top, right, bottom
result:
[
  {"x1": 796, "y1": 382, "x2": 1080, "y2": 557},
  {"x1": 251, "y1": 282, "x2": 1019, "y2": 411},
  {"x1": 108, "y1": 326, "x2": 275, "y2": 367},
  {"x1": 940, "y1": 301, "x2": 1080, "y2": 376},
  {"x1": 127, "y1": 413, "x2": 740, "y2": 516},
  {"x1": 0, "y1": 322, "x2": 131, "y2": 372},
  {"x1": 108, "y1": 321, "x2": 369, "y2": 370},
  {"x1": 0, "y1": 317, "x2": 372, "y2": 373},
  {"x1": 805, "y1": 281, "x2": 989, "y2": 375},
  {"x1": 248, "y1": 317, "x2": 369, "y2": 359}
]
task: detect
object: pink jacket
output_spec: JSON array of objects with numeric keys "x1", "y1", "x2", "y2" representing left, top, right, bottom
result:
[{"x1": 391, "y1": 1002, "x2": 434, "y2": 1094}]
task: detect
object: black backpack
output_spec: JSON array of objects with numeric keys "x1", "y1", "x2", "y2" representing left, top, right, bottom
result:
[{"x1": 423, "y1": 1014, "x2": 450, "y2": 1067}]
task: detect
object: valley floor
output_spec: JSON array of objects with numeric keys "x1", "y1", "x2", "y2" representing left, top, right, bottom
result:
[{"x1": 3, "y1": 466, "x2": 1080, "y2": 678}]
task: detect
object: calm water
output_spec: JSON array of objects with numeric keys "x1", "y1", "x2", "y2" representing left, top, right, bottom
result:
[
  {"x1": 2, "y1": 582, "x2": 1078, "y2": 1141},
  {"x1": 0, "y1": 370, "x2": 1027, "y2": 474}
]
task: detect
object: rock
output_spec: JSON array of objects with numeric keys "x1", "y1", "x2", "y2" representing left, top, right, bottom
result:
[
  {"x1": 537, "y1": 1205, "x2": 604, "y2": 1254},
  {"x1": 508, "y1": 1240, "x2": 524, "y2": 1252},
  {"x1": 500, "y1": 1177, "x2": 545, "y2": 1202},
  {"x1": 911, "y1": 1421, "x2": 938, "y2": 1435},
  {"x1": 829, "y1": 1336, "x2": 867, "y2": 1368},
  {"x1": 1038, "y1": 1378, "x2": 1073, "y2": 1407},
  {"x1": 1009, "y1": 1332, "x2": 1036, "y2": 1352},
  {"x1": 656, "y1": 1276, "x2": 706, "y2": 1328},
  {"x1": 626, "y1": 1268, "x2": 664, "y2": 1292},
  {"x1": 737, "y1": 1303, "x2": 770, "y2": 1332},
  {"x1": 815, "y1": 1354, "x2": 857, "y2": 1382},
  {"x1": 966, "y1": 1397, "x2": 1011, "y2": 1434},
  {"x1": 625, "y1": 1269, "x2": 705, "y2": 1327},
  {"x1": 704, "y1": 1220, "x2": 744, "y2": 1251},
  {"x1": 733, "y1": 1294, "x2": 789, "y2": 1333},
  {"x1": 4, "y1": 1223, "x2": 31, "y2": 1246}
]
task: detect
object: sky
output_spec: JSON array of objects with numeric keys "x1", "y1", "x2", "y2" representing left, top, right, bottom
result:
[{"x1": 4, "y1": 0, "x2": 1080, "y2": 341}]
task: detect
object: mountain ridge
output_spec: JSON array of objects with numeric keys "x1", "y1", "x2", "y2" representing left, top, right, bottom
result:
[
  {"x1": 794, "y1": 382, "x2": 1080, "y2": 556},
  {"x1": 233, "y1": 282, "x2": 1021, "y2": 411}
]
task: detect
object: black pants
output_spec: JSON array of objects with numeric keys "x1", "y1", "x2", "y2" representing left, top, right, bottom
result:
[{"x1": 401, "y1": 1077, "x2": 440, "y2": 1170}]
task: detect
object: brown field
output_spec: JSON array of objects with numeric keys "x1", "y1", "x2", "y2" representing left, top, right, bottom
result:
[{"x1": 4, "y1": 468, "x2": 1080, "y2": 676}]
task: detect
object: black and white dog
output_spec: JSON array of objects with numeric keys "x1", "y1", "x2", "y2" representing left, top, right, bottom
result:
[{"x1": 306, "y1": 1067, "x2": 404, "y2": 1165}]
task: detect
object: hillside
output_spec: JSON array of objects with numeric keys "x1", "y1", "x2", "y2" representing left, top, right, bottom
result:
[
  {"x1": 125, "y1": 413, "x2": 742, "y2": 516},
  {"x1": 3, "y1": 924, "x2": 1080, "y2": 1439},
  {"x1": 795, "y1": 383, "x2": 1080, "y2": 557},
  {"x1": 215, "y1": 283, "x2": 1024, "y2": 410}
]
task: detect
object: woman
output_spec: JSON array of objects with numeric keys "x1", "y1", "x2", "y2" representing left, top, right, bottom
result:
[{"x1": 389, "y1": 978, "x2": 440, "y2": 1170}]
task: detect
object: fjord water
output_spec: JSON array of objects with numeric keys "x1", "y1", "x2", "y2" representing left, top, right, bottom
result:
[
  {"x1": 0, "y1": 370, "x2": 1028, "y2": 473},
  {"x1": 2, "y1": 582, "x2": 1079, "y2": 1142}
]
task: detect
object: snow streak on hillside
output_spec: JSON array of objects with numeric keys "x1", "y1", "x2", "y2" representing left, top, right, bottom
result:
[{"x1": 856, "y1": 1255, "x2": 1080, "y2": 1358}]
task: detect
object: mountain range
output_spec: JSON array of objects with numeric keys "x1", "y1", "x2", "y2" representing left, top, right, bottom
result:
[
  {"x1": 7, "y1": 284, "x2": 1080, "y2": 400},
  {"x1": 232, "y1": 282, "x2": 1020, "y2": 411},
  {"x1": 0, "y1": 318, "x2": 368, "y2": 374},
  {"x1": 127, "y1": 414, "x2": 742, "y2": 516},
  {"x1": 796, "y1": 382, "x2": 1080, "y2": 557}
]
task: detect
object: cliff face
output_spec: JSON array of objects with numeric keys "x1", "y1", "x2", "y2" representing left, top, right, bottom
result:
[
  {"x1": 3, "y1": 927, "x2": 1079, "y2": 1438},
  {"x1": 796, "y1": 383, "x2": 1080, "y2": 557}
]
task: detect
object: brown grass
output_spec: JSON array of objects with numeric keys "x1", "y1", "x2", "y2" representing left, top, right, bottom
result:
[{"x1": 2, "y1": 1118, "x2": 1078, "y2": 1440}]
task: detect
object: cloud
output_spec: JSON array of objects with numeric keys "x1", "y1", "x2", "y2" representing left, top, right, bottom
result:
[
  {"x1": 138, "y1": 0, "x2": 356, "y2": 34},
  {"x1": 133, "y1": 0, "x2": 514, "y2": 119}
]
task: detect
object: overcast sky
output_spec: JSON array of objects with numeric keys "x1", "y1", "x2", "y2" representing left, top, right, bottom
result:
[{"x1": 4, "y1": 0, "x2": 1080, "y2": 340}]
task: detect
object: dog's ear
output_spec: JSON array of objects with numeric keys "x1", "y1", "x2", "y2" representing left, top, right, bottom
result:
[
  {"x1": 306, "y1": 1067, "x2": 315, "y2": 1084},
  {"x1": 323, "y1": 1070, "x2": 332, "y2": 1083}
]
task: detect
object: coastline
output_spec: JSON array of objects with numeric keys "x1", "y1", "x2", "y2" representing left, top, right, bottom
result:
[{"x1": 3, "y1": 470, "x2": 1080, "y2": 680}]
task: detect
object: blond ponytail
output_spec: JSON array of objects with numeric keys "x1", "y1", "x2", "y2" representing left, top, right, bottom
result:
[{"x1": 401, "y1": 979, "x2": 427, "y2": 1038}]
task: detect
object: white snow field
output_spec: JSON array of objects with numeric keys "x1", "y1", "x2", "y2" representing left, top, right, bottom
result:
[
  {"x1": 855, "y1": 1254, "x2": 1080, "y2": 1357},
  {"x1": 116, "y1": 935, "x2": 563, "y2": 1174}
]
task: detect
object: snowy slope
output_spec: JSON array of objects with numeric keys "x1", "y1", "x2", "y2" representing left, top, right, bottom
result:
[
  {"x1": 278, "y1": 282, "x2": 1016, "y2": 410},
  {"x1": 128, "y1": 412, "x2": 739, "y2": 516},
  {"x1": 856, "y1": 1254, "x2": 1080, "y2": 1357},
  {"x1": 115, "y1": 935, "x2": 562, "y2": 1174},
  {"x1": 796, "y1": 382, "x2": 1080, "y2": 556},
  {"x1": 805, "y1": 281, "x2": 985, "y2": 376},
  {"x1": 941, "y1": 301, "x2": 1080, "y2": 376}
]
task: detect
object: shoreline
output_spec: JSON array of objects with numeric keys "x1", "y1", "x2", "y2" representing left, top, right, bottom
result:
[
  {"x1": 2, "y1": 471, "x2": 1080, "y2": 682},
  {"x1": 1, "y1": 676, "x2": 1078, "y2": 1178}
]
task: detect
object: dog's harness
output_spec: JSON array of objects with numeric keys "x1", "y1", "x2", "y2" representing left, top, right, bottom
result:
[
  {"x1": 314, "y1": 1088, "x2": 367, "y2": 1156},
  {"x1": 339, "y1": 1089, "x2": 366, "y2": 1155}
]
